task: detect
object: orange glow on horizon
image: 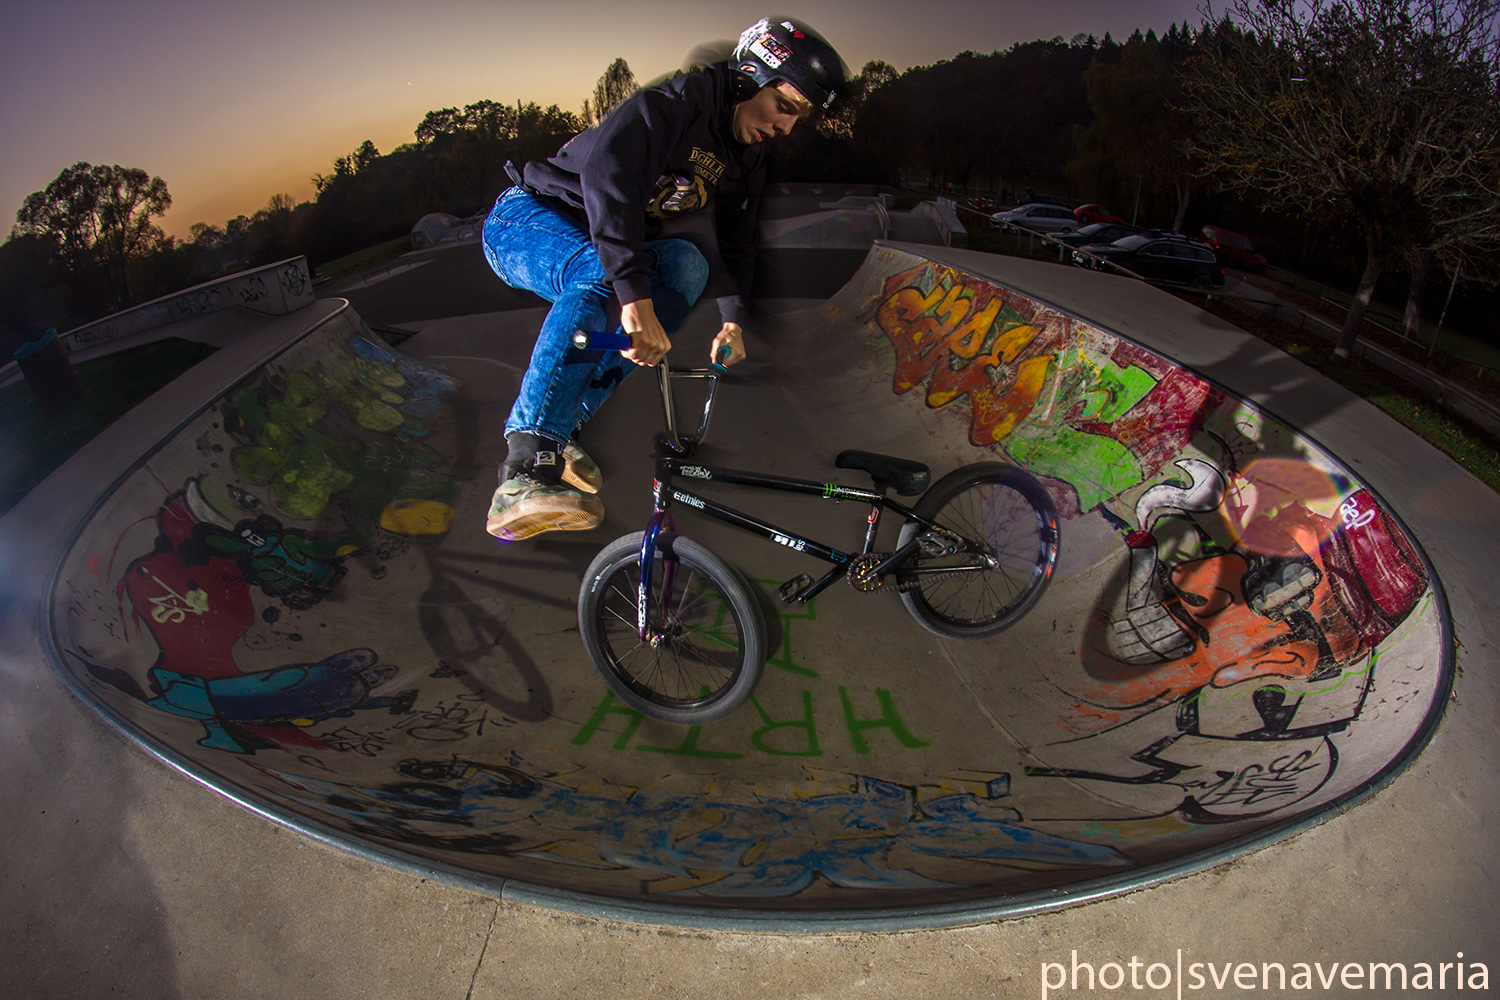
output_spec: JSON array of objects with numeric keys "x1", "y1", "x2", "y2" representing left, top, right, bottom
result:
[{"x1": 3, "y1": 1, "x2": 1214, "y2": 241}]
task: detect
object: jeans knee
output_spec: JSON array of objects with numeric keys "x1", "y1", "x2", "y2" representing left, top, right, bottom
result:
[{"x1": 655, "y1": 240, "x2": 710, "y2": 302}]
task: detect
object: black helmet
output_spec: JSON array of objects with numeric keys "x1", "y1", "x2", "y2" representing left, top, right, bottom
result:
[{"x1": 732, "y1": 18, "x2": 846, "y2": 113}]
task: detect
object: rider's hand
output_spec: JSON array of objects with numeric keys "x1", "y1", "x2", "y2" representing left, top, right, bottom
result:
[
  {"x1": 620, "y1": 299, "x2": 671, "y2": 367},
  {"x1": 711, "y1": 323, "x2": 745, "y2": 365}
]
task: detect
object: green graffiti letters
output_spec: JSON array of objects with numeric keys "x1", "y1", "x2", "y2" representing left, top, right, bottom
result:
[{"x1": 838, "y1": 686, "x2": 931, "y2": 754}]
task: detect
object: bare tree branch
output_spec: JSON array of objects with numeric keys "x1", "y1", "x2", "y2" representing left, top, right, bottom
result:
[{"x1": 1185, "y1": 0, "x2": 1500, "y2": 356}]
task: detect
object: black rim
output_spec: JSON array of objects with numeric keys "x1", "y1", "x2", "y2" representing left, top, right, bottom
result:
[{"x1": 596, "y1": 555, "x2": 746, "y2": 708}]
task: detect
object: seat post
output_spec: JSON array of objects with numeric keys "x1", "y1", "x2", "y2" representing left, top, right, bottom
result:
[{"x1": 860, "y1": 484, "x2": 888, "y2": 554}]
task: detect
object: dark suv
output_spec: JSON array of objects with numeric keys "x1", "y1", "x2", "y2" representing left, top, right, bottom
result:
[
  {"x1": 1072, "y1": 233, "x2": 1226, "y2": 290},
  {"x1": 1053, "y1": 221, "x2": 1143, "y2": 248}
]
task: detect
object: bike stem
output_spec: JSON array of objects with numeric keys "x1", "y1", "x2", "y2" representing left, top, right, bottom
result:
[{"x1": 656, "y1": 358, "x2": 721, "y2": 454}]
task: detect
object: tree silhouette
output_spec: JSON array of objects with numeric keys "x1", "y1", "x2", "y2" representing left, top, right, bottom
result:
[
  {"x1": 591, "y1": 57, "x2": 638, "y2": 124},
  {"x1": 1184, "y1": 0, "x2": 1500, "y2": 358},
  {"x1": 1071, "y1": 33, "x2": 1196, "y2": 228},
  {"x1": 12, "y1": 162, "x2": 171, "y2": 308}
]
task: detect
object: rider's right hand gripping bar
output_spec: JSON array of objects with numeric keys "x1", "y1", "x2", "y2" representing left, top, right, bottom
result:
[{"x1": 571, "y1": 329, "x2": 724, "y2": 453}]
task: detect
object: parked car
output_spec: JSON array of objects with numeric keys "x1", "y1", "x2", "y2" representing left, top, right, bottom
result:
[
  {"x1": 1199, "y1": 225, "x2": 1268, "y2": 274},
  {"x1": 1053, "y1": 221, "x2": 1143, "y2": 249},
  {"x1": 1072, "y1": 233, "x2": 1226, "y2": 289},
  {"x1": 1074, "y1": 203, "x2": 1124, "y2": 225},
  {"x1": 991, "y1": 203, "x2": 1078, "y2": 235}
]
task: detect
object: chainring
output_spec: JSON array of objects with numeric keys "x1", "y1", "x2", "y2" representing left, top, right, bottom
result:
[{"x1": 847, "y1": 552, "x2": 889, "y2": 592}]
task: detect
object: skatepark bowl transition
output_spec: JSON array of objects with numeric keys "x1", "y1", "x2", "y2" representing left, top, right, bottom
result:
[{"x1": 38, "y1": 199, "x2": 1451, "y2": 932}]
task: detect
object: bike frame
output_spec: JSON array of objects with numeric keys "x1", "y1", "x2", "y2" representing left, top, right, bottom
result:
[
  {"x1": 593, "y1": 348, "x2": 972, "y2": 643},
  {"x1": 635, "y1": 453, "x2": 940, "y2": 639},
  {"x1": 633, "y1": 346, "x2": 983, "y2": 641}
]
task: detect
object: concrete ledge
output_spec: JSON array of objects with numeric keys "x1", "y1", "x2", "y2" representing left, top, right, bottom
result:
[
  {"x1": 57, "y1": 257, "x2": 314, "y2": 355},
  {"x1": 916, "y1": 198, "x2": 968, "y2": 248}
]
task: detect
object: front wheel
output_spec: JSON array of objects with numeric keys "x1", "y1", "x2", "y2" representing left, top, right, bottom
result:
[
  {"x1": 578, "y1": 531, "x2": 765, "y2": 724},
  {"x1": 896, "y1": 463, "x2": 1059, "y2": 639}
]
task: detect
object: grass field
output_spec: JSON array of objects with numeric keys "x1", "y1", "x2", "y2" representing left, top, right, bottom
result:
[{"x1": 0, "y1": 337, "x2": 219, "y2": 517}]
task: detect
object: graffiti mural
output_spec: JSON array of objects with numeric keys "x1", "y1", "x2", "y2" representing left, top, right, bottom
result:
[
  {"x1": 249, "y1": 755, "x2": 1128, "y2": 896},
  {"x1": 48, "y1": 248, "x2": 1447, "y2": 910},
  {"x1": 871, "y1": 261, "x2": 1223, "y2": 512},
  {"x1": 863, "y1": 257, "x2": 1435, "y2": 827},
  {"x1": 1022, "y1": 402, "x2": 1428, "y2": 822},
  {"x1": 60, "y1": 257, "x2": 316, "y2": 353},
  {"x1": 65, "y1": 324, "x2": 464, "y2": 760}
]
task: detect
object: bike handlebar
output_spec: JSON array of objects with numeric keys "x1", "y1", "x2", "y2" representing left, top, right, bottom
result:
[
  {"x1": 571, "y1": 330, "x2": 731, "y2": 371},
  {"x1": 572, "y1": 330, "x2": 635, "y2": 353},
  {"x1": 571, "y1": 330, "x2": 725, "y2": 452}
]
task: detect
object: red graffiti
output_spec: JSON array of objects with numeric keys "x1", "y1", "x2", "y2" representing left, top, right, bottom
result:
[
  {"x1": 1076, "y1": 343, "x2": 1223, "y2": 483},
  {"x1": 116, "y1": 494, "x2": 325, "y2": 751}
]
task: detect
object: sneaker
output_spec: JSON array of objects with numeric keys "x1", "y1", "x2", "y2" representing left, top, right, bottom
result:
[
  {"x1": 561, "y1": 441, "x2": 603, "y2": 494},
  {"x1": 486, "y1": 453, "x2": 603, "y2": 541}
]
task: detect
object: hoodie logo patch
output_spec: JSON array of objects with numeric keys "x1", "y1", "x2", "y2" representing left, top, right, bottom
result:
[
  {"x1": 689, "y1": 147, "x2": 725, "y2": 184},
  {"x1": 649, "y1": 173, "x2": 709, "y2": 217},
  {"x1": 647, "y1": 148, "x2": 724, "y2": 219}
]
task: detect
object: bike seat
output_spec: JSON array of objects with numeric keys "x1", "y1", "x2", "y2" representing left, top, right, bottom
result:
[{"x1": 835, "y1": 450, "x2": 931, "y2": 496}]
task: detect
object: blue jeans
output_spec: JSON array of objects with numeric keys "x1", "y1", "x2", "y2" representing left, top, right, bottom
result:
[{"x1": 481, "y1": 187, "x2": 709, "y2": 443}]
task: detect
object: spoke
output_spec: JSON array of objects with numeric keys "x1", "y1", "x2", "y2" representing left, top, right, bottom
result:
[
  {"x1": 597, "y1": 554, "x2": 745, "y2": 707},
  {"x1": 679, "y1": 623, "x2": 741, "y2": 651},
  {"x1": 915, "y1": 480, "x2": 1049, "y2": 625}
]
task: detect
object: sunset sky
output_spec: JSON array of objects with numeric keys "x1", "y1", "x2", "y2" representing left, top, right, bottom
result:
[{"x1": 2, "y1": 0, "x2": 1210, "y2": 240}]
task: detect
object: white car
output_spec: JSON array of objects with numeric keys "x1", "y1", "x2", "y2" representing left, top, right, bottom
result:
[{"x1": 990, "y1": 203, "x2": 1078, "y2": 235}]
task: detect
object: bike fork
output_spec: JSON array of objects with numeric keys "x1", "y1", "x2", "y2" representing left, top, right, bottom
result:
[{"x1": 636, "y1": 507, "x2": 677, "y2": 642}]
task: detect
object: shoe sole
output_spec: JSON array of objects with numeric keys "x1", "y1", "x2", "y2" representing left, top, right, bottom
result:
[
  {"x1": 487, "y1": 495, "x2": 604, "y2": 541},
  {"x1": 563, "y1": 455, "x2": 603, "y2": 494}
]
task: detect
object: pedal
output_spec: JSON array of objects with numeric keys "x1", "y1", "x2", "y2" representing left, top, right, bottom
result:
[{"x1": 779, "y1": 573, "x2": 814, "y2": 603}]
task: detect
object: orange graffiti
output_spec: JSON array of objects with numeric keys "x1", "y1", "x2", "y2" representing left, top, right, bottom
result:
[
  {"x1": 875, "y1": 264, "x2": 1064, "y2": 447},
  {"x1": 1055, "y1": 500, "x2": 1386, "y2": 734}
]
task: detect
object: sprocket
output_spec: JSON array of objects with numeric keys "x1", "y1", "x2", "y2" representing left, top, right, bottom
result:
[{"x1": 847, "y1": 552, "x2": 889, "y2": 592}]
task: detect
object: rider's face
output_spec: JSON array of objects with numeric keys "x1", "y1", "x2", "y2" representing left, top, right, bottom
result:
[{"x1": 732, "y1": 82, "x2": 813, "y2": 145}]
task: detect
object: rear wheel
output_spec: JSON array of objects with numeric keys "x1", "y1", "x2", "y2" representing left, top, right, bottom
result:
[
  {"x1": 578, "y1": 532, "x2": 765, "y2": 724},
  {"x1": 896, "y1": 463, "x2": 1059, "y2": 639}
]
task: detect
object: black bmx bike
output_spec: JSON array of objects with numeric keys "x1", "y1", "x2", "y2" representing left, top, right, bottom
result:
[{"x1": 572, "y1": 331, "x2": 1060, "y2": 725}]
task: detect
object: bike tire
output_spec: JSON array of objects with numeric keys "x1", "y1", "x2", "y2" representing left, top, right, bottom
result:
[
  {"x1": 896, "y1": 463, "x2": 1059, "y2": 639},
  {"x1": 578, "y1": 531, "x2": 765, "y2": 724}
]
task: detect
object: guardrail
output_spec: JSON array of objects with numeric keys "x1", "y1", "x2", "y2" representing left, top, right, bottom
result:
[{"x1": 1303, "y1": 289, "x2": 1500, "y2": 378}]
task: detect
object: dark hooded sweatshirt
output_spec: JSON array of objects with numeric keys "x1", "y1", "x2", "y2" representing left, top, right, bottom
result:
[{"x1": 521, "y1": 64, "x2": 764, "y2": 327}]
